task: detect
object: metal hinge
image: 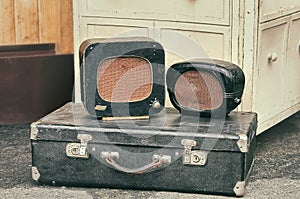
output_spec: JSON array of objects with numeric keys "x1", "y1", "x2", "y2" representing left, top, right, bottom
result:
[
  {"x1": 181, "y1": 139, "x2": 208, "y2": 166},
  {"x1": 66, "y1": 134, "x2": 92, "y2": 159}
]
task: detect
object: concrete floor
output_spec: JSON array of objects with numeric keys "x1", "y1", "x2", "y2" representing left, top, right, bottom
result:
[{"x1": 0, "y1": 111, "x2": 299, "y2": 198}]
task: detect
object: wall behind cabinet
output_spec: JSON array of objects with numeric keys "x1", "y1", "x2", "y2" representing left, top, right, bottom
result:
[{"x1": 0, "y1": 0, "x2": 73, "y2": 53}]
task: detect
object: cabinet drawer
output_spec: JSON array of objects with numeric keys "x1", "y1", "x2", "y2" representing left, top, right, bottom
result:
[
  {"x1": 81, "y1": 0, "x2": 230, "y2": 26},
  {"x1": 285, "y1": 13, "x2": 300, "y2": 105},
  {"x1": 80, "y1": 18, "x2": 153, "y2": 41},
  {"x1": 255, "y1": 18, "x2": 289, "y2": 122},
  {"x1": 260, "y1": 0, "x2": 300, "y2": 23}
]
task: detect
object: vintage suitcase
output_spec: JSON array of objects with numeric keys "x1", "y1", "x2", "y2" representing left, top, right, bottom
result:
[{"x1": 31, "y1": 103, "x2": 257, "y2": 196}]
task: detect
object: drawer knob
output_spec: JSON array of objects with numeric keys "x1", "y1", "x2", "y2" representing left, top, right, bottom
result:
[{"x1": 268, "y1": 52, "x2": 278, "y2": 63}]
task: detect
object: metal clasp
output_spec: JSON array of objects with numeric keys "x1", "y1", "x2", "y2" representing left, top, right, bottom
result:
[
  {"x1": 181, "y1": 139, "x2": 208, "y2": 166},
  {"x1": 66, "y1": 134, "x2": 92, "y2": 159}
]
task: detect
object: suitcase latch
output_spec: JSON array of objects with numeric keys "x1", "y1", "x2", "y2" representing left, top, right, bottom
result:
[
  {"x1": 181, "y1": 139, "x2": 208, "y2": 166},
  {"x1": 66, "y1": 134, "x2": 92, "y2": 159}
]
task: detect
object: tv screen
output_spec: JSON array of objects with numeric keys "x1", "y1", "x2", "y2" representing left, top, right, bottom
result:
[{"x1": 97, "y1": 56, "x2": 153, "y2": 103}]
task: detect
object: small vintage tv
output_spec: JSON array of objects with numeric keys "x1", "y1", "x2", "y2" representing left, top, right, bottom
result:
[
  {"x1": 80, "y1": 37, "x2": 165, "y2": 118},
  {"x1": 166, "y1": 59, "x2": 245, "y2": 116}
]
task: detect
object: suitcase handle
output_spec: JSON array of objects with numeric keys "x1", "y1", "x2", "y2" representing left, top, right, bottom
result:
[{"x1": 101, "y1": 152, "x2": 171, "y2": 175}]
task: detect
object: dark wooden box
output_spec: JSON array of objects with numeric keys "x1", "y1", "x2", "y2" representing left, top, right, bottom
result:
[
  {"x1": 31, "y1": 103, "x2": 257, "y2": 196},
  {"x1": 0, "y1": 43, "x2": 74, "y2": 124}
]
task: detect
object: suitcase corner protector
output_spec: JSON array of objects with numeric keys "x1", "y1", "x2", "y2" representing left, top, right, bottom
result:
[
  {"x1": 32, "y1": 166, "x2": 40, "y2": 181},
  {"x1": 234, "y1": 181, "x2": 246, "y2": 197},
  {"x1": 237, "y1": 134, "x2": 248, "y2": 153},
  {"x1": 30, "y1": 122, "x2": 40, "y2": 140}
]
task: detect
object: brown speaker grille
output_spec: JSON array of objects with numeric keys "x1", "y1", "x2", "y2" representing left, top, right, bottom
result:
[
  {"x1": 174, "y1": 71, "x2": 223, "y2": 110},
  {"x1": 97, "y1": 57, "x2": 152, "y2": 103}
]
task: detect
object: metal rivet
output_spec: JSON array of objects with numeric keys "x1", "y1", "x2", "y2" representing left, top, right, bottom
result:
[
  {"x1": 234, "y1": 98, "x2": 241, "y2": 104},
  {"x1": 71, "y1": 147, "x2": 79, "y2": 155}
]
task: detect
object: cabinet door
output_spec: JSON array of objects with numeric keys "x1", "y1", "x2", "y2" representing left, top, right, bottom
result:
[
  {"x1": 158, "y1": 23, "x2": 231, "y2": 65},
  {"x1": 156, "y1": 22, "x2": 231, "y2": 107},
  {"x1": 285, "y1": 13, "x2": 300, "y2": 106},
  {"x1": 255, "y1": 18, "x2": 289, "y2": 126},
  {"x1": 260, "y1": 0, "x2": 300, "y2": 23}
]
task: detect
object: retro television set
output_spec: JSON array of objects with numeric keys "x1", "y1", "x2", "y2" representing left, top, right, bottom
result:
[
  {"x1": 166, "y1": 59, "x2": 245, "y2": 116},
  {"x1": 80, "y1": 37, "x2": 165, "y2": 118}
]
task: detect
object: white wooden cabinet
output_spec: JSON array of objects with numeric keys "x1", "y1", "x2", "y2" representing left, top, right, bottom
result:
[{"x1": 73, "y1": 0, "x2": 300, "y2": 134}]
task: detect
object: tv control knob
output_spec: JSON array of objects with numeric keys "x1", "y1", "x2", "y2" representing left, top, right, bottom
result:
[{"x1": 152, "y1": 101, "x2": 161, "y2": 109}]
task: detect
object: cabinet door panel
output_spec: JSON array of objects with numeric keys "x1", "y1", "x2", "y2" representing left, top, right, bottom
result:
[
  {"x1": 159, "y1": 26, "x2": 230, "y2": 107},
  {"x1": 255, "y1": 20, "x2": 289, "y2": 123},
  {"x1": 87, "y1": 25, "x2": 149, "y2": 38},
  {"x1": 160, "y1": 28, "x2": 230, "y2": 66},
  {"x1": 285, "y1": 13, "x2": 300, "y2": 106},
  {"x1": 80, "y1": 18, "x2": 152, "y2": 41}
]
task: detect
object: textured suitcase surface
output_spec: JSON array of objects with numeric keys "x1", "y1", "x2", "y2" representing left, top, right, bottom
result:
[{"x1": 31, "y1": 103, "x2": 257, "y2": 196}]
